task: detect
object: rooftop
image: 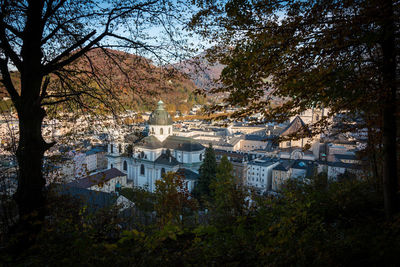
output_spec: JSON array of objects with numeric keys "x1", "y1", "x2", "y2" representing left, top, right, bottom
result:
[
  {"x1": 154, "y1": 153, "x2": 180, "y2": 166},
  {"x1": 280, "y1": 116, "x2": 310, "y2": 137},
  {"x1": 67, "y1": 168, "x2": 126, "y2": 189},
  {"x1": 163, "y1": 135, "x2": 205, "y2": 152},
  {"x1": 148, "y1": 100, "x2": 173, "y2": 126},
  {"x1": 176, "y1": 168, "x2": 199, "y2": 181}
]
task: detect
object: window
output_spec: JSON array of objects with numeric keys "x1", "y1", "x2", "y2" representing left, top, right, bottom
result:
[
  {"x1": 152, "y1": 127, "x2": 154, "y2": 134},
  {"x1": 123, "y1": 161, "x2": 127, "y2": 171},
  {"x1": 118, "y1": 144, "x2": 122, "y2": 153},
  {"x1": 141, "y1": 151, "x2": 145, "y2": 158},
  {"x1": 160, "y1": 128, "x2": 163, "y2": 135},
  {"x1": 111, "y1": 164, "x2": 113, "y2": 169},
  {"x1": 168, "y1": 128, "x2": 171, "y2": 134},
  {"x1": 199, "y1": 154, "x2": 202, "y2": 161},
  {"x1": 161, "y1": 168, "x2": 165, "y2": 176},
  {"x1": 110, "y1": 144, "x2": 113, "y2": 153},
  {"x1": 286, "y1": 141, "x2": 291, "y2": 146},
  {"x1": 140, "y1": 164, "x2": 145, "y2": 175}
]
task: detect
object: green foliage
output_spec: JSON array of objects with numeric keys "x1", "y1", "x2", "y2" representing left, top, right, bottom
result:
[
  {"x1": 190, "y1": 0, "x2": 397, "y2": 127},
  {"x1": 154, "y1": 172, "x2": 198, "y2": 227},
  {"x1": 120, "y1": 187, "x2": 155, "y2": 212},
  {"x1": 210, "y1": 155, "x2": 248, "y2": 224},
  {"x1": 193, "y1": 144, "x2": 217, "y2": 200},
  {"x1": 2, "y1": 175, "x2": 400, "y2": 266}
]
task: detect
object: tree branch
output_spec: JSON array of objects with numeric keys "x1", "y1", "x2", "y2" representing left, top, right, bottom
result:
[
  {"x1": 43, "y1": 30, "x2": 97, "y2": 74},
  {"x1": 0, "y1": 57, "x2": 20, "y2": 106}
]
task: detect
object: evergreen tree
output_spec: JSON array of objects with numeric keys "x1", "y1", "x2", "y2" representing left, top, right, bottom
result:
[
  {"x1": 211, "y1": 155, "x2": 247, "y2": 223},
  {"x1": 194, "y1": 144, "x2": 217, "y2": 199}
]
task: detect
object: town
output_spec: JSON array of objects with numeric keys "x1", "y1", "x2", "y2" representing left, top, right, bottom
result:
[
  {"x1": 1, "y1": 98, "x2": 365, "y2": 205},
  {"x1": 0, "y1": 0, "x2": 398, "y2": 265}
]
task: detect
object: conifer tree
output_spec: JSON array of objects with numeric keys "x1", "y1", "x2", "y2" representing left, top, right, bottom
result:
[
  {"x1": 211, "y1": 155, "x2": 247, "y2": 223},
  {"x1": 194, "y1": 144, "x2": 217, "y2": 199}
]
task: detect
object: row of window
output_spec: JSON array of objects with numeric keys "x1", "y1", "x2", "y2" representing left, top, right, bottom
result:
[
  {"x1": 151, "y1": 127, "x2": 171, "y2": 135},
  {"x1": 247, "y1": 177, "x2": 265, "y2": 183},
  {"x1": 110, "y1": 144, "x2": 123, "y2": 154},
  {"x1": 248, "y1": 172, "x2": 265, "y2": 176},
  {"x1": 140, "y1": 164, "x2": 165, "y2": 176}
]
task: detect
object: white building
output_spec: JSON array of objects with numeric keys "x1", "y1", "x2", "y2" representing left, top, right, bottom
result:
[
  {"x1": 246, "y1": 158, "x2": 279, "y2": 191},
  {"x1": 107, "y1": 100, "x2": 205, "y2": 192}
]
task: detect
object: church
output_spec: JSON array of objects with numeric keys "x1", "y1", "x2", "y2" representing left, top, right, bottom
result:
[{"x1": 106, "y1": 100, "x2": 205, "y2": 192}]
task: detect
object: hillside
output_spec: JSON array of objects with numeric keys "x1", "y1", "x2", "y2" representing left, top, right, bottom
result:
[
  {"x1": 173, "y1": 51, "x2": 224, "y2": 91},
  {"x1": 0, "y1": 49, "x2": 204, "y2": 113}
]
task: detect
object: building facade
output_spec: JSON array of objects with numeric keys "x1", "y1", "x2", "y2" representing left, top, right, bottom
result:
[{"x1": 107, "y1": 100, "x2": 205, "y2": 192}]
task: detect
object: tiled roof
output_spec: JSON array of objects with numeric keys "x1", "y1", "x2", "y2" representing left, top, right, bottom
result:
[
  {"x1": 273, "y1": 161, "x2": 294, "y2": 172},
  {"x1": 163, "y1": 135, "x2": 204, "y2": 152},
  {"x1": 328, "y1": 161, "x2": 362, "y2": 169},
  {"x1": 56, "y1": 185, "x2": 116, "y2": 212},
  {"x1": 136, "y1": 135, "x2": 163, "y2": 149},
  {"x1": 280, "y1": 116, "x2": 310, "y2": 137},
  {"x1": 68, "y1": 168, "x2": 126, "y2": 189},
  {"x1": 154, "y1": 153, "x2": 180, "y2": 166},
  {"x1": 244, "y1": 134, "x2": 267, "y2": 141},
  {"x1": 334, "y1": 154, "x2": 357, "y2": 160},
  {"x1": 176, "y1": 168, "x2": 199, "y2": 181}
]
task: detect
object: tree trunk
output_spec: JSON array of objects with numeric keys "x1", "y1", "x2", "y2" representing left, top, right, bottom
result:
[
  {"x1": 381, "y1": 0, "x2": 399, "y2": 219},
  {"x1": 14, "y1": 104, "x2": 48, "y2": 242}
]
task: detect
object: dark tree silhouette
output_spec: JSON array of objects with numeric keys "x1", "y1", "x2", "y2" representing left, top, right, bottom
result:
[
  {"x1": 190, "y1": 0, "x2": 399, "y2": 218},
  {"x1": 194, "y1": 144, "x2": 216, "y2": 199},
  {"x1": 0, "y1": 0, "x2": 191, "y2": 237}
]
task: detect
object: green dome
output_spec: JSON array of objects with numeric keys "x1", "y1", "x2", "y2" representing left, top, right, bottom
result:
[{"x1": 148, "y1": 100, "x2": 173, "y2": 125}]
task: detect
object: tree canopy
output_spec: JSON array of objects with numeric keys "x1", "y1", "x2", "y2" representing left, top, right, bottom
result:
[{"x1": 190, "y1": 0, "x2": 399, "y2": 218}]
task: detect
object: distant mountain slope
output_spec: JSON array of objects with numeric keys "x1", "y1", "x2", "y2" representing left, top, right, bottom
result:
[
  {"x1": 1, "y1": 49, "x2": 203, "y2": 112},
  {"x1": 173, "y1": 52, "x2": 224, "y2": 91}
]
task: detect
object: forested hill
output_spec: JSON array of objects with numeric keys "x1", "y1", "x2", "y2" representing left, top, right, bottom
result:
[
  {"x1": 0, "y1": 49, "x2": 205, "y2": 113},
  {"x1": 173, "y1": 51, "x2": 224, "y2": 91}
]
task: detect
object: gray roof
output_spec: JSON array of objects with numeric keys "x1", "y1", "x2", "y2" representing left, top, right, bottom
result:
[
  {"x1": 273, "y1": 160, "x2": 294, "y2": 172},
  {"x1": 291, "y1": 160, "x2": 310, "y2": 170},
  {"x1": 85, "y1": 145, "x2": 106, "y2": 155},
  {"x1": 228, "y1": 136, "x2": 243, "y2": 146},
  {"x1": 327, "y1": 161, "x2": 362, "y2": 169},
  {"x1": 148, "y1": 100, "x2": 173, "y2": 125},
  {"x1": 56, "y1": 185, "x2": 116, "y2": 212},
  {"x1": 248, "y1": 159, "x2": 278, "y2": 167},
  {"x1": 136, "y1": 135, "x2": 163, "y2": 149},
  {"x1": 67, "y1": 168, "x2": 126, "y2": 189},
  {"x1": 244, "y1": 134, "x2": 267, "y2": 141},
  {"x1": 291, "y1": 160, "x2": 316, "y2": 177},
  {"x1": 334, "y1": 154, "x2": 357, "y2": 160},
  {"x1": 176, "y1": 168, "x2": 199, "y2": 181},
  {"x1": 280, "y1": 116, "x2": 310, "y2": 137},
  {"x1": 155, "y1": 153, "x2": 180, "y2": 166},
  {"x1": 163, "y1": 135, "x2": 205, "y2": 152}
]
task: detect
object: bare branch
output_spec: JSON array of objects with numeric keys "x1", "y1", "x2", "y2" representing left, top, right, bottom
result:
[{"x1": 0, "y1": 57, "x2": 20, "y2": 105}]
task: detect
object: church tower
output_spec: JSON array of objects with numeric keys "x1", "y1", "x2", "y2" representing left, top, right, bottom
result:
[{"x1": 148, "y1": 100, "x2": 173, "y2": 142}]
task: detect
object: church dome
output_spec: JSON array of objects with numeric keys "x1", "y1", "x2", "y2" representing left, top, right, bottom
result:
[{"x1": 148, "y1": 100, "x2": 173, "y2": 125}]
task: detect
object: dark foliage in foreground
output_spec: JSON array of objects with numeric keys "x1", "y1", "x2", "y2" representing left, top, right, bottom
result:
[{"x1": 2, "y1": 176, "x2": 400, "y2": 266}]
